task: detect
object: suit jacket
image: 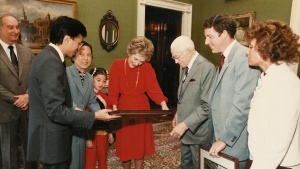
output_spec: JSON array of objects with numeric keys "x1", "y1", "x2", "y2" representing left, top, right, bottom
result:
[
  {"x1": 66, "y1": 64, "x2": 100, "y2": 112},
  {"x1": 177, "y1": 53, "x2": 216, "y2": 144},
  {"x1": 208, "y1": 41, "x2": 260, "y2": 161},
  {"x1": 0, "y1": 43, "x2": 34, "y2": 123},
  {"x1": 27, "y1": 45, "x2": 95, "y2": 164},
  {"x1": 248, "y1": 63, "x2": 300, "y2": 168}
]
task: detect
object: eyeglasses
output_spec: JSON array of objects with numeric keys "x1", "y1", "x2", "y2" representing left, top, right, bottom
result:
[
  {"x1": 78, "y1": 42, "x2": 84, "y2": 48},
  {"x1": 172, "y1": 51, "x2": 184, "y2": 60}
]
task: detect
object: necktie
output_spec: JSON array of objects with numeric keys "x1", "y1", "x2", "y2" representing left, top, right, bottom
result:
[
  {"x1": 183, "y1": 67, "x2": 189, "y2": 83},
  {"x1": 8, "y1": 46, "x2": 19, "y2": 74},
  {"x1": 219, "y1": 54, "x2": 225, "y2": 73},
  {"x1": 185, "y1": 67, "x2": 189, "y2": 77}
]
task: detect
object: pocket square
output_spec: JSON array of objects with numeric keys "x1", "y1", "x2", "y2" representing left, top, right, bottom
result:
[{"x1": 189, "y1": 78, "x2": 195, "y2": 82}]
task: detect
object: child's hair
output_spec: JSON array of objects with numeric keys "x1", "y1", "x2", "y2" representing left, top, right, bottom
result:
[{"x1": 90, "y1": 67, "x2": 108, "y2": 79}]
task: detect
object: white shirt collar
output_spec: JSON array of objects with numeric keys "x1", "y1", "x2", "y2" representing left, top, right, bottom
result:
[
  {"x1": 49, "y1": 43, "x2": 64, "y2": 63},
  {"x1": 0, "y1": 39, "x2": 17, "y2": 60},
  {"x1": 222, "y1": 40, "x2": 237, "y2": 60},
  {"x1": 187, "y1": 51, "x2": 199, "y2": 71}
]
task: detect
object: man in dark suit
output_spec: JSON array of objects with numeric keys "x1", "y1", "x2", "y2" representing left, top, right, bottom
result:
[
  {"x1": 170, "y1": 36, "x2": 216, "y2": 169},
  {"x1": 203, "y1": 14, "x2": 260, "y2": 169},
  {"x1": 0, "y1": 13, "x2": 37, "y2": 169},
  {"x1": 27, "y1": 16, "x2": 119, "y2": 168}
]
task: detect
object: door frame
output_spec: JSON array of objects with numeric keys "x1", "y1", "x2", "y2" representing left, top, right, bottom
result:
[{"x1": 137, "y1": 0, "x2": 192, "y2": 37}]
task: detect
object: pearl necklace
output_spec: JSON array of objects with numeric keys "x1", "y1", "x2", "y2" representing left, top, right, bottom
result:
[{"x1": 124, "y1": 58, "x2": 139, "y2": 89}]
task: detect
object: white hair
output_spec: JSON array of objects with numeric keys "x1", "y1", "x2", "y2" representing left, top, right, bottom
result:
[{"x1": 170, "y1": 35, "x2": 194, "y2": 51}]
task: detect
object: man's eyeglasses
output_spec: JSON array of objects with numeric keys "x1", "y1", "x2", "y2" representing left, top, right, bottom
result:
[
  {"x1": 172, "y1": 51, "x2": 184, "y2": 60},
  {"x1": 78, "y1": 42, "x2": 84, "y2": 48}
]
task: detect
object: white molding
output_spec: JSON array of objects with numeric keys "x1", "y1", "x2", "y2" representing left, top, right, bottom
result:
[
  {"x1": 289, "y1": 0, "x2": 300, "y2": 74},
  {"x1": 137, "y1": 0, "x2": 192, "y2": 37}
]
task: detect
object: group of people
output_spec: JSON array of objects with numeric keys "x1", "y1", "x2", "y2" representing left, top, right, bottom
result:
[
  {"x1": 170, "y1": 14, "x2": 300, "y2": 169},
  {"x1": 0, "y1": 11, "x2": 299, "y2": 169}
]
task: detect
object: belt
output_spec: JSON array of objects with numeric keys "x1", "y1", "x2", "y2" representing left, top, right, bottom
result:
[{"x1": 95, "y1": 130, "x2": 107, "y2": 135}]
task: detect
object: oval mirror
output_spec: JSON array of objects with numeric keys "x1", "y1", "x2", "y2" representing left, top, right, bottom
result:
[{"x1": 99, "y1": 10, "x2": 119, "y2": 52}]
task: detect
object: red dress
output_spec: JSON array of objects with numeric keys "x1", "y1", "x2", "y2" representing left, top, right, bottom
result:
[{"x1": 108, "y1": 58, "x2": 167, "y2": 161}]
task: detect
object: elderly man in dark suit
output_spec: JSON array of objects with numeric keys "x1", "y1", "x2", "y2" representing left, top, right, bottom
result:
[
  {"x1": 27, "y1": 16, "x2": 119, "y2": 168},
  {"x1": 170, "y1": 36, "x2": 216, "y2": 169},
  {"x1": 0, "y1": 13, "x2": 37, "y2": 169}
]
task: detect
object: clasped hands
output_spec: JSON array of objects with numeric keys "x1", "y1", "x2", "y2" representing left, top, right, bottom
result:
[{"x1": 14, "y1": 94, "x2": 29, "y2": 110}]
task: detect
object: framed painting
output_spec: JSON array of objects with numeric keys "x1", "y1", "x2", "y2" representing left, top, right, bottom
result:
[
  {"x1": 0, "y1": 0, "x2": 76, "y2": 54},
  {"x1": 232, "y1": 11, "x2": 256, "y2": 46},
  {"x1": 199, "y1": 146, "x2": 239, "y2": 169}
]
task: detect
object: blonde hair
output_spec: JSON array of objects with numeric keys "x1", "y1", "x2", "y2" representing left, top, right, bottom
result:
[{"x1": 126, "y1": 36, "x2": 154, "y2": 62}]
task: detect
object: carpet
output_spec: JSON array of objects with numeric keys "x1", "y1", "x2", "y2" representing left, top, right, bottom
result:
[{"x1": 107, "y1": 121, "x2": 181, "y2": 169}]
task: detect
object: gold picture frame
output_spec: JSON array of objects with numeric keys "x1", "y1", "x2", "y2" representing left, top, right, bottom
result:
[
  {"x1": 232, "y1": 11, "x2": 256, "y2": 46},
  {"x1": 199, "y1": 146, "x2": 239, "y2": 169},
  {"x1": 0, "y1": 0, "x2": 77, "y2": 54}
]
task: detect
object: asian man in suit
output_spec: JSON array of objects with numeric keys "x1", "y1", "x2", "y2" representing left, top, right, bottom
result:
[
  {"x1": 170, "y1": 36, "x2": 216, "y2": 169},
  {"x1": 0, "y1": 13, "x2": 37, "y2": 169},
  {"x1": 203, "y1": 14, "x2": 260, "y2": 169},
  {"x1": 27, "y1": 16, "x2": 119, "y2": 169}
]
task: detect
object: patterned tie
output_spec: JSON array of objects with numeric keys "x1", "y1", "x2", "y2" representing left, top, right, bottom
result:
[
  {"x1": 219, "y1": 54, "x2": 225, "y2": 73},
  {"x1": 183, "y1": 67, "x2": 189, "y2": 83},
  {"x1": 185, "y1": 67, "x2": 189, "y2": 77},
  {"x1": 8, "y1": 46, "x2": 19, "y2": 74}
]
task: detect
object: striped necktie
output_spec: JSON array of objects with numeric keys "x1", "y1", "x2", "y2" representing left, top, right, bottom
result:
[{"x1": 8, "y1": 46, "x2": 19, "y2": 74}]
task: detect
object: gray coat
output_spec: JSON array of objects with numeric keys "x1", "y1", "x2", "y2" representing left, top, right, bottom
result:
[
  {"x1": 27, "y1": 45, "x2": 95, "y2": 164},
  {"x1": 177, "y1": 53, "x2": 216, "y2": 145},
  {"x1": 208, "y1": 42, "x2": 260, "y2": 161},
  {"x1": 66, "y1": 64, "x2": 100, "y2": 112}
]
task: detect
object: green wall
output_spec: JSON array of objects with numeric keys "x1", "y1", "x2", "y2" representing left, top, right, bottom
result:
[
  {"x1": 193, "y1": 0, "x2": 293, "y2": 65},
  {"x1": 73, "y1": 0, "x2": 293, "y2": 69},
  {"x1": 72, "y1": 0, "x2": 137, "y2": 71}
]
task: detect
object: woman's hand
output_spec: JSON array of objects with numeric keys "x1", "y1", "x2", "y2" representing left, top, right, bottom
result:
[
  {"x1": 86, "y1": 140, "x2": 93, "y2": 148},
  {"x1": 112, "y1": 105, "x2": 118, "y2": 111},
  {"x1": 161, "y1": 101, "x2": 169, "y2": 110},
  {"x1": 108, "y1": 133, "x2": 114, "y2": 144}
]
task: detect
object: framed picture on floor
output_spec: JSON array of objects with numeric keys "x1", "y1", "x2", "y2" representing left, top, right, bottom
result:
[
  {"x1": 199, "y1": 146, "x2": 239, "y2": 169},
  {"x1": 0, "y1": 0, "x2": 76, "y2": 54}
]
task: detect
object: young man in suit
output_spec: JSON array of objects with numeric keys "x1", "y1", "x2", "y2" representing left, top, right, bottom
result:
[
  {"x1": 203, "y1": 14, "x2": 260, "y2": 169},
  {"x1": 0, "y1": 13, "x2": 37, "y2": 169},
  {"x1": 27, "y1": 16, "x2": 119, "y2": 168},
  {"x1": 170, "y1": 36, "x2": 216, "y2": 169}
]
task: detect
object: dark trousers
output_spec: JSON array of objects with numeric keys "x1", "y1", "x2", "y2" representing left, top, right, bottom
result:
[
  {"x1": 42, "y1": 161, "x2": 69, "y2": 169},
  {"x1": 181, "y1": 143, "x2": 199, "y2": 169},
  {"x1": 18, "y1": 113, "x2": 38, "y2": 169},
  {"x1": 0, "y1": 121, "x2": 18, "y2": 169}
]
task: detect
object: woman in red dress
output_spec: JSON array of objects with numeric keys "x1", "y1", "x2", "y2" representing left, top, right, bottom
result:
[{"x1": 108, "y1": 36, "x2": 169, "y2": 169}]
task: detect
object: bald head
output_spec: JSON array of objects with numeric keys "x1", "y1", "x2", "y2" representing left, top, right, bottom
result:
[
  {"x1": 170, "y1": 36, "x2": 196, "y2": 67},
  {"x1": 170, "y1": 36, "x2": 194, "y2": 51}
]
